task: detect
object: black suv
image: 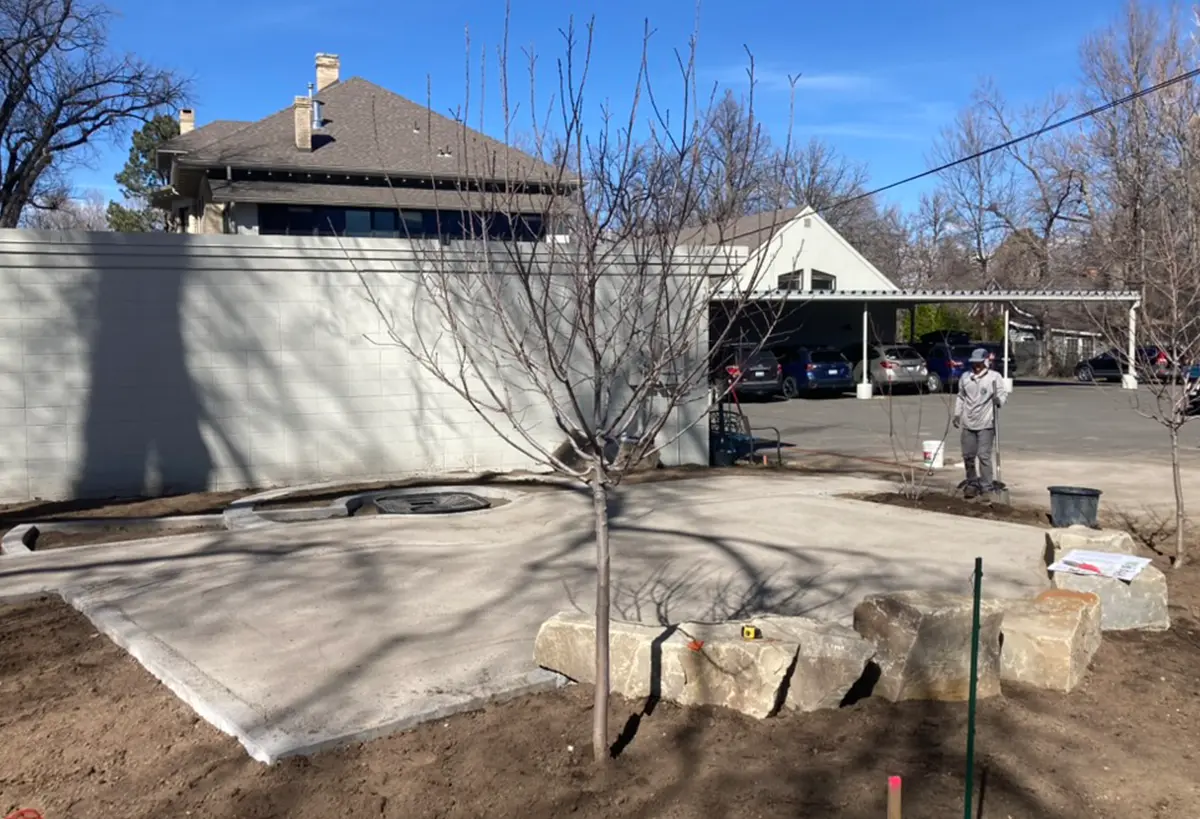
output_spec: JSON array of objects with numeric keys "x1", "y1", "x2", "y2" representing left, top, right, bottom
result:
[{"x1": 712, "y1": 342, "x2": 781, "y2": 397}]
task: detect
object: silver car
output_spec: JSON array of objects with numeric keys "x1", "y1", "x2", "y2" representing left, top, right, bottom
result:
[{"x1": 843, "y1": 343, "x2": 929, "y2": 393}]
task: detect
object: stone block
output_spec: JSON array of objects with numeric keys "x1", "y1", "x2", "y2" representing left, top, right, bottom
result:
[
  {"x1": 660, "y1": 622, "x2": 798, "y2": 718},
  {"x1": 853, "y1": 591, "x2": 1004, "y2": 702},
  {"x1": 1044, "y1": 525, "x2": 1143, "y2": 566},
  {"x1": 999, "y1": 590, "x2": 1102, "y2": 692},
  {"x1": 533, "y1": 612, "x2": 874, "y2": 719},
  {"x1": 533, "y1": 612, "x2": 663, "y2": 699},
  {"x1": 751, "y1": 615, "x2": 876, "y2": 712},
  {"x1": 1052, "y1": 566, "x2": 1170, "y2": 632}
]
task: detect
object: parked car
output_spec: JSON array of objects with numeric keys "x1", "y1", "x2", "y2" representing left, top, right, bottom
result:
[
  {"x1": 774, "y1": 346, "x2": 855, "y2": 398},
  {"x1": 913, "y1": 329, "x2": 972, "y2": 358},
  {"x1": 923, "y1": 342, "x2": 1014, "y2": 392},
  {"x1": 1074, "y1": 346, "x2": 1173, "y2": 383},
  {"x1": 842, "y1": 343, "x2": 929, "y2": 393},
  {"x1": 712, "y1": 342, "x2": 781, "y2": 398}
]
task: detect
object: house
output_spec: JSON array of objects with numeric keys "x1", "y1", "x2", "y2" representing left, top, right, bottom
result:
[
  {"x1": 692, "y1": 206, "x2": 901, "y2": 349},
  {"x1": 153, "y1": 53, "x2": 571, "y2": 239}
]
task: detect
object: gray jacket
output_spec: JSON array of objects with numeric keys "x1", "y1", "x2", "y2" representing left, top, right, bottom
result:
[{"x1": 954, "y1": 368, "x2": 1009, "y2": 431}]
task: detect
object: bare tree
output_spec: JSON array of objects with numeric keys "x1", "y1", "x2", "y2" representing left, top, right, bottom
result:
[
  {"x1": 930, "y1": 99, "x2": 1015, "y2": 287},
  {"x1": 0, "y1": 0, "x2": 187, "y2": 226},
  {"x1": 352, "y1": 16, "x2": 794, "y2": 761},
  {"x1": 20, "y1": 185, "x2": 106, "y2": 228}
]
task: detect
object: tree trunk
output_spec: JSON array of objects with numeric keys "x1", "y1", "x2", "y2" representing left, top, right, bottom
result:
[
  {"x1": 590, "y1": 462, "x2": 611, "y2": 762},
  {"x1": 1170, "y1": 425, "x2": 1187, "y2": 569}
]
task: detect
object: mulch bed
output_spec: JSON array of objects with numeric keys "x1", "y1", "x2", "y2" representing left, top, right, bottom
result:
[{"x1": 2, "y1": 564, "x2": 1198, "y2": 818}]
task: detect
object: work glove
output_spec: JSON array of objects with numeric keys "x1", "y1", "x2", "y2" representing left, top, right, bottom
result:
[{"x1": 952, "y1": 415, "x2": 960, "y2": 429}]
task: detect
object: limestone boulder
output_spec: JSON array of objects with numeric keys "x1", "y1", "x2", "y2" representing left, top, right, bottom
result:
[
  {"x1": 853, "y1": 591, "x2": 1004, "y2": 702},
  {"x1": 1052, "y1": 566, "x2": 1170, "y2": 632},
  {"x1": 751, "y1": 615, "x2": 876, "y2": 712},
  {"x1": 999, "y1": 590, "x2": 1102, "y2": 692},
  {"x1": 533, "y1": 612, "x2": 874, "y2": 719},
  {"x1": 1044, "y1": 526, "x2": 1145, "y2": 566},
  {"x1": 533, "y1": 612, "x2": 664, "y2": 699},
  {"x1": 658, "y1": 623, "x2": 798, "y2": 718}
]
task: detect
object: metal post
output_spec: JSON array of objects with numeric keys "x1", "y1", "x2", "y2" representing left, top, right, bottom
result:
[
  {"x1": 857, "y1": 302, "x2": 872, "y2": 399},
  {"x1": 1123, "y1": 303, "x2": 1138, "y2": 390},
  {"x1": 963, "y1": 556, "x2": 983, "y2": 819},
  {"x1": 1002, "y1": 306, "x2": 1012, "y2": 391}
]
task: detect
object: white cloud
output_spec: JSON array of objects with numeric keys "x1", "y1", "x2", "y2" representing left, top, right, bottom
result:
[{"x1": 707, "y1": 65, "x2": 876, "y2": 93}]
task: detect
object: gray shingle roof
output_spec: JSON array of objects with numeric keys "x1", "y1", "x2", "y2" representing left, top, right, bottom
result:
[
  {"x1": 161, "y1": 120, "x2": 252, "y2": 153},
  {"x1": 207, "y1": 179, "x2": 555, "y2": 212},
  {"x1": 679, "y1": 207, "x2": 804, "y2": 249},
  {"x1": 172, "y1": 77, "x2": 561, "y2": 185}
]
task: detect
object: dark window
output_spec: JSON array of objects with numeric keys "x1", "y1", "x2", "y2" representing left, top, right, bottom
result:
[
  {"x1": 811, "y1": 270, "x2": 836, "y2": 291},
  {"x1": 809, "y1": 350, "x2": 846, "y2": 363},
  {"x1": 372, "y1": 209, "x2": 397, "y2": 235},
  {"x1": 777, "y1": 272, "x2": 802, "y2": 290},
  {"x1": 344, "y1": 209, "x2": 372, "y2": 236},
  {"x1": 256, "y1": 204, "x2": 547, "y2": 241},
  {"x1": 398, "y1": 210, "x2": 424, "y2": 237}
]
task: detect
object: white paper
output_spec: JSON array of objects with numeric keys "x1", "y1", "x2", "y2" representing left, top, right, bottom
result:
[{"x1": 1049, "y1": 549, "x2": 1152, "y2": 582}]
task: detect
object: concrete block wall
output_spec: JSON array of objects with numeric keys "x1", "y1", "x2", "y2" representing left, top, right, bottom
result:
[{"x1": 0, "y1": 230, "x2": 708, "y2": 502}]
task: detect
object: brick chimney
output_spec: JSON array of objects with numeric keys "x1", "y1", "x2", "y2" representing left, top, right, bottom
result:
[
  {"x1": 294, "y1": 96, "x2": 312, "y2": 150},
  {"x1": 316, "y1": 53, "x2": 340, "y2": 91},
  {"x1": 179, "y1": 108, "x2": 195, "y2": 134}
]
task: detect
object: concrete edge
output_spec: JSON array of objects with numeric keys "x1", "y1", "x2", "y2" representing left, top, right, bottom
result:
[
  {"x1": 59, "y1": 584, "x2": 282, "y2": 764},
  {"x1": 0, "y1": 514, "x2": 227, "y2": 558},
  {"x1": 1, "y1": 524, "x2": 35, "y2": 555},
  {"x1": 43, "y1": 583, "x2": 570, "y2": 765},
  {"x1": 257, "y1": 669, "x2": 569, "y2": 763}
]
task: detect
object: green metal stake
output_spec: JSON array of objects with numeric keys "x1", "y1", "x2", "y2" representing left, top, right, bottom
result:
[{"x1": 964, "y1": 556, "x2": 983, "y2": 819}]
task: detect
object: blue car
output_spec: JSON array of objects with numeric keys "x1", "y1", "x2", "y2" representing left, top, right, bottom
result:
[
  {"x1": 776, "y1": 347, "x2": 855, "y2": 398},
  {"x1": 924, "y1": 342, "x2": 1012, "y2": 392}
]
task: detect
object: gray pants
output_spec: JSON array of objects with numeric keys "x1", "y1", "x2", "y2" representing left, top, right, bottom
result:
[{"x1": 961, "y1": 427, "x2": 996, "y2": 490}]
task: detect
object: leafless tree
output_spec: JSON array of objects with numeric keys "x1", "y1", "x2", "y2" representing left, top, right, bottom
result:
[
  {"x1": 21, "y1": 185, "x2": 107, "y2": 229},
  {"x1": 930, "y1": 98, "x2": 1015, "y2": 288},
  {"x1": 352, "y1": 15, "x2": 795, "y2": 761},
  {"x1": 0, "y1": 0, "x2": 187, "y2": 226}
]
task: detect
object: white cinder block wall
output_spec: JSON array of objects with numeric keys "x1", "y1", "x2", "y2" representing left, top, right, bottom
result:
[{"x1": 0, "y1": 231, "x2": 709, "y2": 502}]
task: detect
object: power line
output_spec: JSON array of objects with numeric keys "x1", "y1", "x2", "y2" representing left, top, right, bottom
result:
[{"x1": 825, "y1": 65, "x2": 1200, "y2": 215}]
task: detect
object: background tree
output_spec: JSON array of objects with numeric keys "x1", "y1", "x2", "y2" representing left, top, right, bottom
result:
[
  {"x1": 355, "y1": 18, "x2": 793, "y2": 762},
  {"x1": 20, "y1": 186, "x2": 107, "y2": 229},
  {"x1": 0, "y1": 0, "x2": 187, "y2": 226},
  {"x1": 106, "y1": 113, "x2": 178, "y2": 231}
]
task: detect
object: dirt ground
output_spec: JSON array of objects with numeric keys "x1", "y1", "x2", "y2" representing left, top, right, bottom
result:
[
  {"x1": 28, "y1": 522, "x2": 224, "y2": 551},
  {"x1": 2, "y1": 562, "x2": 1198, "y2": 819}
]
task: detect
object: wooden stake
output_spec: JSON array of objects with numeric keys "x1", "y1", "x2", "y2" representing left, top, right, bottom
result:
[{"x1": 888, "y1": 775, "x2": 902, "y2": 819}]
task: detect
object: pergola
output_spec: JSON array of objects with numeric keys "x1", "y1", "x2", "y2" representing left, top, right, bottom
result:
[{"x1": 721, "y1": 287, "x2": 1143, "y2": 398}]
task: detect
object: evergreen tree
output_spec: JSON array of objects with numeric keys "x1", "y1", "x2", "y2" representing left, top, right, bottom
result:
[{"x1": 106, "y1": 114, "x2": 179, "y2": 232}]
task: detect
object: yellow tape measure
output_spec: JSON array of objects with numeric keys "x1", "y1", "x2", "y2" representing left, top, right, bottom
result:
[{"x1": 741, "y1": 625, "x2": 762, "y2": 640}]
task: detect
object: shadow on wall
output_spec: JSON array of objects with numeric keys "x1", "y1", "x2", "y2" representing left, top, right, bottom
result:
[{"x1": 72, "y1": 267, "x2": 213, "y2": 498}]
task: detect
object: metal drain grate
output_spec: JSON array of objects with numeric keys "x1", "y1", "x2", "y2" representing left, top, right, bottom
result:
[{"x1": 373, "y1": 491, "x2": 491, "y2": 515}]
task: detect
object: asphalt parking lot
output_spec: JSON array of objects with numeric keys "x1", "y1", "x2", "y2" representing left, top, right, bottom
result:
[{"x1": 740, "y1": 379, "x2": 1200, "y2": 464}]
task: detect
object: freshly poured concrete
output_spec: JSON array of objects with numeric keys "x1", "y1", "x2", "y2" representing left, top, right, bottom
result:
[{"x1": 0, "y1": 474, "x2": 1049, "y2": 762}]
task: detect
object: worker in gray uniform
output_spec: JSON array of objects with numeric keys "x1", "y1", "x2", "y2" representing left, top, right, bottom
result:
[{"x1": 952, "y1": 348, "x2": 1011, "y2": 499}]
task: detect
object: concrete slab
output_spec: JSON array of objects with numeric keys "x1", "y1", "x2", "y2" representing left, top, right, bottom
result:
[{"x1": 0, "y1": 474, "x2": 1049, "y2": 762}]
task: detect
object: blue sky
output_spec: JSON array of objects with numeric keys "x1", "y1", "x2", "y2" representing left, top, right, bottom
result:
[{"x1": 81, "y1": 0, "x2": 1168, "y2": 212}]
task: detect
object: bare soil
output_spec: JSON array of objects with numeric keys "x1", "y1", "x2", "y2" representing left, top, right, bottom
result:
[
  {"x1": 2, "y1": 567, "x2": 1199, "y2": 819},
  {"x1": 28, "y1": 522, "x2": 223, "y2": 551},
  {"x1": 853, "y1": 490, "x2": 1053, "y2": 528}
]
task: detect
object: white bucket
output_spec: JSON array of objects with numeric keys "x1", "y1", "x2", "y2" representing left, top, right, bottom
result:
[{"x1": 922, "y1": 439, "x2": 945, "y2": 469}]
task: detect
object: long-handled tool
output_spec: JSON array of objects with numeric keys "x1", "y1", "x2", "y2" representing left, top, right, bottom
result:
[{"x1": 990, "y1": 404, "x2": 1010, "y2": 505}]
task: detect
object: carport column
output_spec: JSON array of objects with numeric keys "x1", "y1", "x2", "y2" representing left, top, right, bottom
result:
[
  {"x1": 1001, "y1": 307, "x2": 1013, "y2": 392},
  {"x1": 856, "y1": 302, "x2": 873, "y2": 399},
  {"x1": 1122, "y1": 302, "x2": 1139, "y2": 390}
]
